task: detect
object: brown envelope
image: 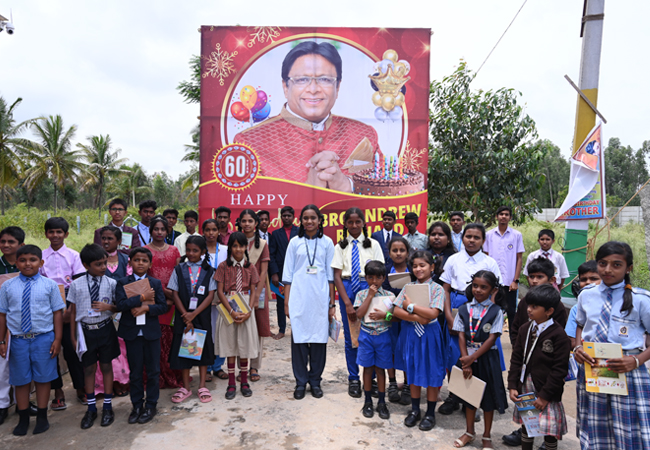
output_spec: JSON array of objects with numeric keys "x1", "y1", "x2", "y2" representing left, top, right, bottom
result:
[
  {"x1": 123, "y1": 279, "x2": 152, "y2": 303},
  {"x1": 448, "y1": 366, "x2": 487, "y2": 409},
  {"x1": 404, "y1": 284, "x2": 431, "y2": 308}
]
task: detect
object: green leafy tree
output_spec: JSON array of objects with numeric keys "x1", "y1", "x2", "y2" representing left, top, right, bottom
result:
[
  {"x1": 180, "y1": 125, "x2": 200, "y2": 195},
  {"x1": 534, "y1": 139, "x2": 570, "y2": 208},
  {"x1": 177, "y1": 55, "x2": 201, "y2": 104},
  {"x1": 428, "y1": 62, "x2": 546, "y2": 225},
  {"x1": 152, "y1": 172, "x2": 174, "y2": 206},
  {"x1": 78, "y1": 134, "x2": 128, "y2": 209},
  {"x1": 0, "y1": 97, "x2": 35, "y2": 214},
  {"x1": 21, "y1": 115, "x2": 82, "y2": 212},
  {"x1": 108, "y1": 163, "x2": 152, "y2": 208},
  {"x1": 604, "y1": 138, "x2": 650, "y2": 207}
]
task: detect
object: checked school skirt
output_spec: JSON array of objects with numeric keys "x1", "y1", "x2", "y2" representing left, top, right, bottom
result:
[
  {"x1": 514, "y1": 374, "x2": 567, "y2": 439},
  {"x1": 578, "y1": 363, "x2": 650, "y2": 449}
]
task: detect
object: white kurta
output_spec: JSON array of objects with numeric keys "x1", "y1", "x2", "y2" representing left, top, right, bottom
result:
[{"x1": 282, "y1": 234, "x2": 334, "y2": 344}]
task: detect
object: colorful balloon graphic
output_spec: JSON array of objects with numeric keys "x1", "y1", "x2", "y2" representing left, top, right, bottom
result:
[{"x1": 231, "y1": 86, "x2": 271, "y2": 124}]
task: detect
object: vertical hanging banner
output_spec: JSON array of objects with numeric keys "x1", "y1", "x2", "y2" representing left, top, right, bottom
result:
[
  {"x1": 555, "y1": 122, "x2": 606, "y2": 221},
  {"x1": 199, "y1": 26, "x2": 431, "y2": 240}
]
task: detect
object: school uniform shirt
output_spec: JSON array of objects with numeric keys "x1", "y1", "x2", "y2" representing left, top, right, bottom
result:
[
  {"x1": 67, "y1": 274, "x2": 117, "y2": 324},
  {"x1": 217, "y1": 230, "x2": 233, "y2": 246},
  {"x1": 404, "y1": 231, "x2": 428, "y2": 252},
  {"x1": 215, "y1": 258, "x2": 260, "y2": 293},
  {"x1": 93, "y1": 223, "x2": 141, "y2": 254},
  {"x1": 40, "y1": 244, "x2": 85, "y2": 288},
  {"x1": 576, "y1": 281, "x2": 650, "y2": 350},
  {"x1": 0, "y1": 273, "x2": 64, "y2": 334},
  {"x1": 451, "y1": 230, "x2": 464, "y2": 252},
  {"x1": 137, "y1": 222, "x2": 152, "y2": 245},
  {"x1": 331, "y1": 233, "x2": 384, "y2": 278},
  {"x1": 439, "y1": 249, "x2": 502, "y2": 292},
  {"x1": 173, "y1": 231, "x2": 201, "y2": 257},
  {"x1": 258, "y1": 230, "x2": 270, "y2": 242},
  {"x1": 523, "y1": 248, "x2": 570, "y2": 282},
  {"x1": 353, "y1": 287, "x2": 395, "y2": 335},
  {"x1": 509, "y1": 293, "x2": 568, "y2": 345},
  {"x1": 167, "y1": 262, "x2": 218, "y2": 293},
  {"x1": 165, "y1": 229, "x2": 182, "y2": 245},
  {"x1": 483, "y1": 226, "x2": 525, "y2": 285},
  {"x1": 452, "y1": 298, "x2": 504, "y2": 343},
  {"x1": 282, "y1": 234, "x2": 335, "y2": 344},
  {"x1": 394, "y1": 278, "x2": 445, "y2": 312}
]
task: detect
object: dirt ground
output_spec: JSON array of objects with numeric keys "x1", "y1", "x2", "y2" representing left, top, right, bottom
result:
[{"x1": 0, "y1": 302, "x2": 581, "y2": 450}]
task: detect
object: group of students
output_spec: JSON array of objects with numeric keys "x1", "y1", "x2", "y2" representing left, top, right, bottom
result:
[{"x1": 0, "y1": 201, "x2": 649, "y2": 450}]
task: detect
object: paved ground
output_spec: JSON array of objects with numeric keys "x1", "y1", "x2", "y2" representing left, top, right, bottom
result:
[{"x1": 0, "y1": 302, "x2": 581, "y2": 449}]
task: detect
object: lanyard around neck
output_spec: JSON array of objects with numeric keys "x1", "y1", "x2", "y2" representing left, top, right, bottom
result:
[
  {"x1": 305, "y1": 237, "x2": 319, "y2": 267},
  {"x1": 469, "y1": 304, "x2": 489, "y2": 343}
]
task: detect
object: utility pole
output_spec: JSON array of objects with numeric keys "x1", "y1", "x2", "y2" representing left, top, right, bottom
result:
[{"x1": 561, "y1": 0, "x2": 605, "y2": 299}]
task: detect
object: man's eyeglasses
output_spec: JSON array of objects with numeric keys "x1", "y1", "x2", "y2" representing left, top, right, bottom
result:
[
  {"x1": 109, "y1": 208, "x2": 126, "y2": 212},
  {"x1": 288, "y1": 76, "x2": 338, "y2": 87}
]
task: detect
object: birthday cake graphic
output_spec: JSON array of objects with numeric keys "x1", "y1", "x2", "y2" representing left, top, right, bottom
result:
[{"x1": 353, "y1": 153, "x2": 424, "y2": 196}]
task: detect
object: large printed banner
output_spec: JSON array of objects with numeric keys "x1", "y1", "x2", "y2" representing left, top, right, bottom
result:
[
  {"x1": 199, "y1": 26, "x2": 431, "y2": 240},
  {"x1": 555, "y1": 123, "x2": 606, "y2": 221}
]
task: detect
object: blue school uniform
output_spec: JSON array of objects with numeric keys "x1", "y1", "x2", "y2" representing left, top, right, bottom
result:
[
  {"x1": 393, "y1": 279, "x2": 446, "y2": 388},
  {"x1": 353, "y1": 287, "x2": 395, "y2": 370},
  {"x1": 383, "y1": 265, "x2": 410, "y2": 359}
]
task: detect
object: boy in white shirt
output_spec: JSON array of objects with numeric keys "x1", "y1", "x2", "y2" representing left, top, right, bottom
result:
[{"x1": 523, "y1": 229, "x2": 569, "y2": 290}]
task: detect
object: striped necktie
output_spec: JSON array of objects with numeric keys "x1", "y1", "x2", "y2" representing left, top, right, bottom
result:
[
  {"x1": 542, "y1": 251, "x2": 550, "y2": 259},
  {"x1": 351, "y1": 240, "x2": 361, "y2": 294},
  {"x1": 595, "y1": 287, "x2": 613, "y2": 342},
  {"x1": 235, "y1": 263, "x2": 243, "y2": 292},
  {"x1": 90, "y1": 276, "x2": 100, "y2": 303},
  {"x1": 21, "y1": 277, "x2": 33, "y2": 333}
]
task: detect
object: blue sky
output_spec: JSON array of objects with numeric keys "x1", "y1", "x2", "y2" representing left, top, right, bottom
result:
[{"x1": 1, "y1": 0, "x2": 647, "y2": 178}]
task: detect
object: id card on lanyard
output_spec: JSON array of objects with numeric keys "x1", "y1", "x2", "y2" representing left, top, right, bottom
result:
[
  {"x1": 305, "y1": 238, "x2": 319, "y2": 275},
  {"x1": 521, "y1": 324, "x2": 540, "y2": 383},
  {"x1": 189, "y1": 266, "x2": 202, "y2": 310},
  {"x1": 467, "y1": 305, "x2": 489, "y2": 355}
]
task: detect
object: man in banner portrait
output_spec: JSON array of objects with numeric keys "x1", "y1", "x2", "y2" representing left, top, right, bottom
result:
[{"x1": 233, "y1": 41, "x2": 383, "y2": 193}]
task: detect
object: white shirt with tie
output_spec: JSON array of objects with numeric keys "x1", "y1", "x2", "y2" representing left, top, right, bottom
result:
[{"x1": 523, "y1": 248, "x2": 569, "y2": 282}]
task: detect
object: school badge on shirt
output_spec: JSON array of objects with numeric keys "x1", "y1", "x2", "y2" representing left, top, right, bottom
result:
[
  {"x1": 542, "y1": 340, "x2": 554, "y2": 353},
  {"x1": 482, "y1": 323, "x2": 492, "y2": 333},
  {"x1": 619, "y1": 326, "x2": 629, "y2": 338}
]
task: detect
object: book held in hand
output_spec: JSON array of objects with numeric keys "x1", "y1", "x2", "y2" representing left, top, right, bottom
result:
[
  {"x1": 178, "y1": 329, "x2": 207, "y2": 360},
  {"x1": 124, "y1": 278, "x2": 153, "y2": 304},
  {"x1": 448, "y1": 366, "x2": 486, "y2": 410},
  {"x1": 404, "y1": 283, "x2": 431, "y2": 308},
  {"x1": 583, "y1": 342, "x2": 628, "y2": 395},
  {"x1": 329, "y1": 319, "x2": 342, "y2": 342},
  {"x1": 363, "y1": 295, "x2": 394, "y2": 323},
  {"x1": 514, "y1": 392, "x2": 543, "y2": 437},
  {"x1": 217, "y1": 292, "x2": 251, "y2": 325}
]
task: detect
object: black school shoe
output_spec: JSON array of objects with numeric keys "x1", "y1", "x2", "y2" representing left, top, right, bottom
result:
[
  {"x1": 101, "y1": 409, "x2": 114, "y2": 427},
  {"x1": 362, "y1": 402, "x2": 374, "y2": 418},
  {"x1": 438, "y1": 397, "x2": 460, "y2": 415},
  {"x1": 138, "y1": 407, "x2": 156, "y2": 424},
  {"x1": 225, "y1": 385, "x2": 237, "y2": 400},
  {"x1": 418, "y1": 415, "x2": 435, "y2": 431},
  {"x1": 310, "y1": 386, "x2": 323, "y2": 398},
  {"x1": 294, "y1": 386, "x2": 306, "y2": 400},
  {"x1": 376, "y1": 403, "x2": 390, "y2": 420},
  {"x1": 241, "y1": 383, "x2": 252, "y2": 397},
  {"x1": 387, "y1": 383, "x2": 400, "y2": 403},
  {"x1": 80, "y1": 410, "x2": 97, "y2": 429},
  {"x1": 502, "y1": 428, "x2": 522, "y2": 446},
  {"x1": 399, "y1": 385, "x2": 411, "y2": 405},
  {"x1": 0, "y1": 407, "x2": 8, "y2": 425},
  {"x1": 404, "y1": 410, "x2": 421, "y2": 427},
  {"x1": 348, "y1": 380, "x2": 362, "y2": 398},
  {"x1": 128, "y1": 406, "x2": 142, "y2": 424}
]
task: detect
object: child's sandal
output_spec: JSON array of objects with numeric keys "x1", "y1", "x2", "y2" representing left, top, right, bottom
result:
[
  {"x1": 198, "y1": 387, "x2": 212, "y2": 403},
  {"x1": 171, "y1": 387, "x2": 192, "y2": 403},
  {"x1": 453, "y1": 432, "x2": 475, "y2": 448},
  {"x1": 481, "y1": 436, "x2": 493, "y2": 450}
]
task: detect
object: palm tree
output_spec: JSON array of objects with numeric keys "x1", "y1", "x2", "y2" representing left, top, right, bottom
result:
[
  {"x1": 21, "y1": 115, "x2": 82, "y2": 212},
  {"x1": 0, "y1": 96, "x2": 35, "y2": 214},
  {"x1": 109, "y1": 163, "x2": 152, "y2": 208},
  {"x1": 78, "y1": 134, "x2": 128, "y2": 209},
  {"x1": 180, "y1": 125, "x2": 200, "y2": 194}
]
